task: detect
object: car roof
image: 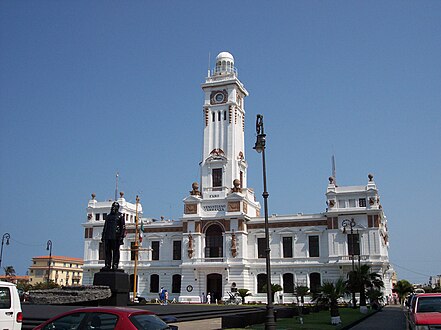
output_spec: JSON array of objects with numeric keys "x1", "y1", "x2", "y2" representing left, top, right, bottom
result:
[
  {"x1": 416, "y1": 293, "x2": 441, "y2": 297},
  {"x1": 67, "y1": 307, "x2": 156, "y2": 314}
]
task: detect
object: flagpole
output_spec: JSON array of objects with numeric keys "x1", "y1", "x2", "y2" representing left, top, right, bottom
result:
[{"x1": 133, "y1": 195, "x2": 140, "y2": 302}]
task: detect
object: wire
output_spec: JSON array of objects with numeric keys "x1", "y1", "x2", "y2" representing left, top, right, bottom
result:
[
  {"x1": 390, "y1": 261, "x2": 432, "y2": 278},
  {"x1": 10, "y1": 238, "x2": 46, "y2": 248}
]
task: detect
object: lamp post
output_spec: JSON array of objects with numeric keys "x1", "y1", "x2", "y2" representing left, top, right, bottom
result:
[
  {"x1": 342, "y1": 218, "x2": 357, "y2": 309},
  {"x1": 46, "y1": 240, "x2": 53, "y2": 284},
  {"x1": 0, "y1": 233, "x2": 10, "y2": 269},
  {"x1": 254, "y1": 114, "x2": 276, "y2": 330}
]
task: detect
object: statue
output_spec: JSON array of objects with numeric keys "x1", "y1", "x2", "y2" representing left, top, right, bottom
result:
[{"x1": 101, "y1": 202, "x2": 126, "y2": 271}]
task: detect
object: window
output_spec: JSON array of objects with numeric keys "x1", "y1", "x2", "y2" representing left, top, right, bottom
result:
[
  {"x1": 99, "y1": 242, "x2": 105, "y2": 261},
  {"x1": 95, "y1": 213, "x2": 100, "y2": 221},
  {"x1": 359, "y1": 198, "x2": 366, "y2": 207},
  {"x1": 212, "y1": 112, "x2": 215, "y2": 122},
  {"x1": 150, "y1": 274, "x2": 159, "y2": 293},
  {"x1": 283, "y1": 273, "x2": 294, "y2": 293},
  {"x1": 218, "y1": 111, "x2": 221, "y2": 121},
  {"x1": 173, "y1": 241, "x2": 181, "y2": 260},
  {"x1": 84, "y1": 228, "x2": 93, "y2": 239},
  {"x1": 310, "y1": 273, "x2": 321, "y2": 293},
  {"x1": 347, "y1": 233, "x2": 360, "y2": 256},
  {"x1": 308, "y1": 236, "x2": 319, "y2": 257},
  {"x1": 282, "y1": 237, "x2": 293, "y2": 258},
  {"x1": 43, "y1": 313, "x2": 88, "y2": 330},
  {"x1": 0, "y1": 287, "x2": 12, "y2": 308},
  {"x1": 205, "y1": 225, "x2": 223, "y2": 258},
  {"x1": 172, "y1": 274, "x2": 181, "y2": 293},
  {"x1": 212, "y1": 168, "x2": 222, "y2": 187},
  {"x1": 103, "y1": 213, "x2": 107, "y2": 220},
  {"x1": 84, "y1": 313, "x2": 118, "y2": 330},
  {"x1": 131, "y1": 242, "x2": 136, "y2": 261},
  {"x1": 151, "y1": 241, "x2": 160, "y2": 260},
  {"x1": 349, "y1": 199, "x2": 356, "y2": 207},
  {"x1": 223, "y1": 111, "x2": 227, "y2": 120},
  {"x1": 338, "y1": 200, "x2": 346, "y2": 208},
  {"x1": 257, "y1": 238, "x2": 266, "y2": 258},
  {"x1": 257, "y1": 273, "x2": 267, "y2": 293}
]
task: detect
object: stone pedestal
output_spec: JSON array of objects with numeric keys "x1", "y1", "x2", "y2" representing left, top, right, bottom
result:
[{"x1": 93, "y1": 271, "x2": 129, "y2": 306}]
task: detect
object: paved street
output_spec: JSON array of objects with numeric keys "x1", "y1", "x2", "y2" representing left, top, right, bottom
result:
[{"x1": 350, "y1": 305, "x2": 407, "y2": 330}]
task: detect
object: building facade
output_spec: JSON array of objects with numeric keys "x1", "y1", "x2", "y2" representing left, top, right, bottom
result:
[
  {"x1": 28, "y1": 256, "x2": 83, "y2": 286},
  {"x1": 82, "y1": 52, "x2": 394, "y2": 303}
]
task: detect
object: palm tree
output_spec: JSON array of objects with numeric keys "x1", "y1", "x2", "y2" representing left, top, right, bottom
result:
[
  {"x1": 393, "y1": 279, "x2": 413, "y2": 304},
  {"x1": 366, "y1": 288, "x2": 384, "y2": 309},
  {"x1": 314, "y1": 278, "x2": 347, "y2": 325},
  {"x1": 237, "y1": 289, "x2": 252, "y2": 304},
  {"x1": 348, "y1": 264, "x2": 384, "y2": 313},
  {"x1": 263, "y1": 283, "x2": 283, "y2": 303},
  {"x1": 3, "y1": 265, "x2": 15, "y2": 277},
  {"x1": 294, "y1": 285, "x2": 310, "y2": 305}
]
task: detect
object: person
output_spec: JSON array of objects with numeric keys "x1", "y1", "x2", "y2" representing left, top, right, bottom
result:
[
  {"x1": 101, "y1": 201, "x2": 126, "y2": 270},
  {"x1": 164, "y1": 290, "x2": 169, "y2": 305},
  {"x1": 201, "y1": 292, "x2": 205, "y2": 304},
  {"x1": 207, "y1": 292, "x2": 211, "y2": 304},
  {"x1": 159, "y1": 287, "x2": 165, "y2": 305}
]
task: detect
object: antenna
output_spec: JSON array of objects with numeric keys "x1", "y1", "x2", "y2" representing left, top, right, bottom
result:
[
  {"x1": 207, "y1": 52, "x2": 211, "y2": 77},
  {"x1": 331, "y1": 155, "x2": 337, "y2": 184},
  {"x1": 114, "y1": 171, "x2": 119, "y2": 200}
]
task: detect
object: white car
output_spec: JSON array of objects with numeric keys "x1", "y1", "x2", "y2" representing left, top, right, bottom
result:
[{"x1": 0, "y1": 281, "x2": 22, "y2": 330}]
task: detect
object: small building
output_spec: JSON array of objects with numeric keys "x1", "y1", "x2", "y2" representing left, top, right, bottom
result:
[{"x1": 28, "y1": 256, "x2": 83, "y2": 286}]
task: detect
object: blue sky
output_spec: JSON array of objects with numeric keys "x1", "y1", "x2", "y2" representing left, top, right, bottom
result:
[{"x1": 1, "y1": 1, "x2": 440, "y2": 284}]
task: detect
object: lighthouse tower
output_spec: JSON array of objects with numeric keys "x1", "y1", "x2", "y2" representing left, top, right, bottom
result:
[{"x1": 179, "y1": 52, "x2": 260, "y2": 303}]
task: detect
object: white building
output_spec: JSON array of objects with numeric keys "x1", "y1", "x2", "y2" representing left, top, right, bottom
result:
[{"x1": 82, "y1": 52, "x2": 394, "y2": 303}]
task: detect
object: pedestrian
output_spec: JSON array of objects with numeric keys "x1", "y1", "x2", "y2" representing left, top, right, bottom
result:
[
  {"x1": 201, "y1": 292, "x2": 205, "y2": 304},
  {"x1": 159, "y1": 287, "x2": 165, "y2": 305},
  {"x1": 207, "y1": 292, "x2": 211, "y2": 304},
  {"x1": 164, "y1": 290, "x2": 169, "y2": 305}
]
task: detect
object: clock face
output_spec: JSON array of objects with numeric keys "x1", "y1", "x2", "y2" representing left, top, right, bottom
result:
[{"x1": 215, "y1": 92, "x2": 225, "y2": 103}]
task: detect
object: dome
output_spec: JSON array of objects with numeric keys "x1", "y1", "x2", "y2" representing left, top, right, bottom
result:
[{"x1": 216, "y1": 51, "x2": 234, "y2": 64}]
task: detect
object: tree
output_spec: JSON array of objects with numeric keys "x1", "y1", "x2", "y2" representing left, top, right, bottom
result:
[
  {"x1": 393, "y1": 279, "x2": 413, "y2": 304},
  {"x1": 237, "y1": 289, "x2": 252, "y2": 304},
  {"x1": 294, "y1": 285, "x2": 310, "y2": 305},
  {"x1": 3, "y1": 266, "x2": 16, "y2": 277},
  {"x1": 263, "y1": 283, "x2": 283, "y2": 303},
  {"x1": 366, "y1": 288, "x2": 384, "y2": 309},
  {"x1": 313, "y1": 278, "x2": 347, "y2": 325},
  {"x1": 347, "y1": 264, "x2": 384, "y2": 313}
]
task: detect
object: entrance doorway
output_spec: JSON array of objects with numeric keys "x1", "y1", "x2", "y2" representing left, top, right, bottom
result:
[{"x1": 206, "y1": 273, "x2": 222, "y2": 303}]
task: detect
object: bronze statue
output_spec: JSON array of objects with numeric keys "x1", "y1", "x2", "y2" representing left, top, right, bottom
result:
[{"x1": 101, "y1": 201, "x2": 125, "y2": 271}]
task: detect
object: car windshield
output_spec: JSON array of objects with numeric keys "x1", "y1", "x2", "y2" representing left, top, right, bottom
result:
[
  {"x1": 417, "y1": 296, "x2": 441, "y2": 313},
  {"x1": 129, "y1": 314, "x2": 171, "y2": 330}
]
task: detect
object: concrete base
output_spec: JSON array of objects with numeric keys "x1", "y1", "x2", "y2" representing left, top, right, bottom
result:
[{"x1": 93, "y1": 271, "x2": 129, "y2": 306}]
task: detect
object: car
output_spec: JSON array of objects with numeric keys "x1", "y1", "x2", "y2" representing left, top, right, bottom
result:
[
  {"x1": 408, "y1": 293, "x2": 441, "y2": 330},
  {"x1": 33, "y1": 306, "x2": 178, "y2": 330},
  {"x1": 0, "y1": 281, "x2": 23, "y2": 330}
]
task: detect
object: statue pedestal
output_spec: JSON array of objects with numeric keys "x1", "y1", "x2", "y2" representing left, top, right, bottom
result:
[{"x1": 93, "y1": 271, "x2": 129, "y2": 306}]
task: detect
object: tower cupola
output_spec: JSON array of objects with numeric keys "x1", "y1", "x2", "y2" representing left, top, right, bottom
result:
[{"x1": 214, "y1": 52, "x2": 236, "y2": 75}]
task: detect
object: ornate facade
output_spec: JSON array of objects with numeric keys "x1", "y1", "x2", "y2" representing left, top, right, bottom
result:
[{"x1": 82, "y1": 52, "x2": 393, "y2": 303}]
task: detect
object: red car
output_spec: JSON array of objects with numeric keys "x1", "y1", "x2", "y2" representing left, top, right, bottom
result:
[
  {"x1": 33, "y1": 306, "x2": 178, "y2": 330},
  {"x1": 408, "y1": 293, "x2": 441, "y2": 330}
]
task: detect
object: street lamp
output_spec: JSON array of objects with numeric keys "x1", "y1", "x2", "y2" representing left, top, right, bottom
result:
[
  {"x1": 254, "y1": 114, "x2": 276, "y2": 330},
  {"x1": 46, "y1": 240, "x2": 53, "y2": 284},
  {"x1": 0, "y1": 233, "x2": 10, "y2": 268},
  {"x1": 342, "y1": 218, "x2": 357, "y2": 308}
]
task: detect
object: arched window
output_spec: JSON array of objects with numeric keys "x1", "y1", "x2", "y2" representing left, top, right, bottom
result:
[
  {"x1": 129, "y1": 274, "x2": 138, "y2": 293},
  {"x1": 150, "y1": 274, "x2": 159, "y2": 293},
  {"x1": 172, "y1": 274, "x2": 181, "y2": 293},
  {"x1": 257, "y1": 273, "x2": 267, "y2": 293},
  {"x1": 310, "y1": 272, "x2": 321, "y2": 294},
  {"x1": 205, "y1": 224, "x2": 223, "y2": 258},
  {"x1": 283, "y1": 273, "x2": 294, "y2": 293}
]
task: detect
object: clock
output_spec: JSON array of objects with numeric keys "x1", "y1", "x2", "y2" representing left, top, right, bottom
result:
[
  {"x1": 215, "y1": 92, "x2": 224, "y2": 103},
  {"x1": 210, "y1": 90, "x2": 227, "y2": 104}
]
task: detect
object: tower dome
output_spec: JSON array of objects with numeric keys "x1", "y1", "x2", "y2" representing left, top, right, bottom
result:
[{"x1": 214, "y1": 51, "x2": 235, "y2": 75}]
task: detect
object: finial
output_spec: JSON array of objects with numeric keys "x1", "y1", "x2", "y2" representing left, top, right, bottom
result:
[
  {"x1": 368, "y1": 173, "x2": 374, "y2": 181},
  {"x1": 329, "y1": 176, "x2": 335, "y2": 184},
  {"x1": 119, "y1": 191, "x2": 124, "y2": 198},
  {"x1": 91, "y1": 193, "x2": 96, "y2": 200}
]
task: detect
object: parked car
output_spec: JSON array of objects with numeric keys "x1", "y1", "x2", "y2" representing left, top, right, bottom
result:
[
  {"x1": 33, "y1": 306, "x2": 178, "y2": 330},
  {"x1": 408, "y1": 293, "x2": 441, "y2": 330},
  {"x1": 0, "y1": 281, "x2": 23, "y2": 330}
]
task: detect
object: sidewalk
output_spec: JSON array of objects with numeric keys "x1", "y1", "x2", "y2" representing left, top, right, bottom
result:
[{"x1": 349, "y1": 305, "x2": 407, "y2": 330}]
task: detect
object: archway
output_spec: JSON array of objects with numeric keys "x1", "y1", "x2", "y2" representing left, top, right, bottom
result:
[
  {"x1": 207, "y1": 273, "x2": 222, "y2": 303},
  {"x1": 205, "y1": 224, "x2": 223, "y2": 258}
]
